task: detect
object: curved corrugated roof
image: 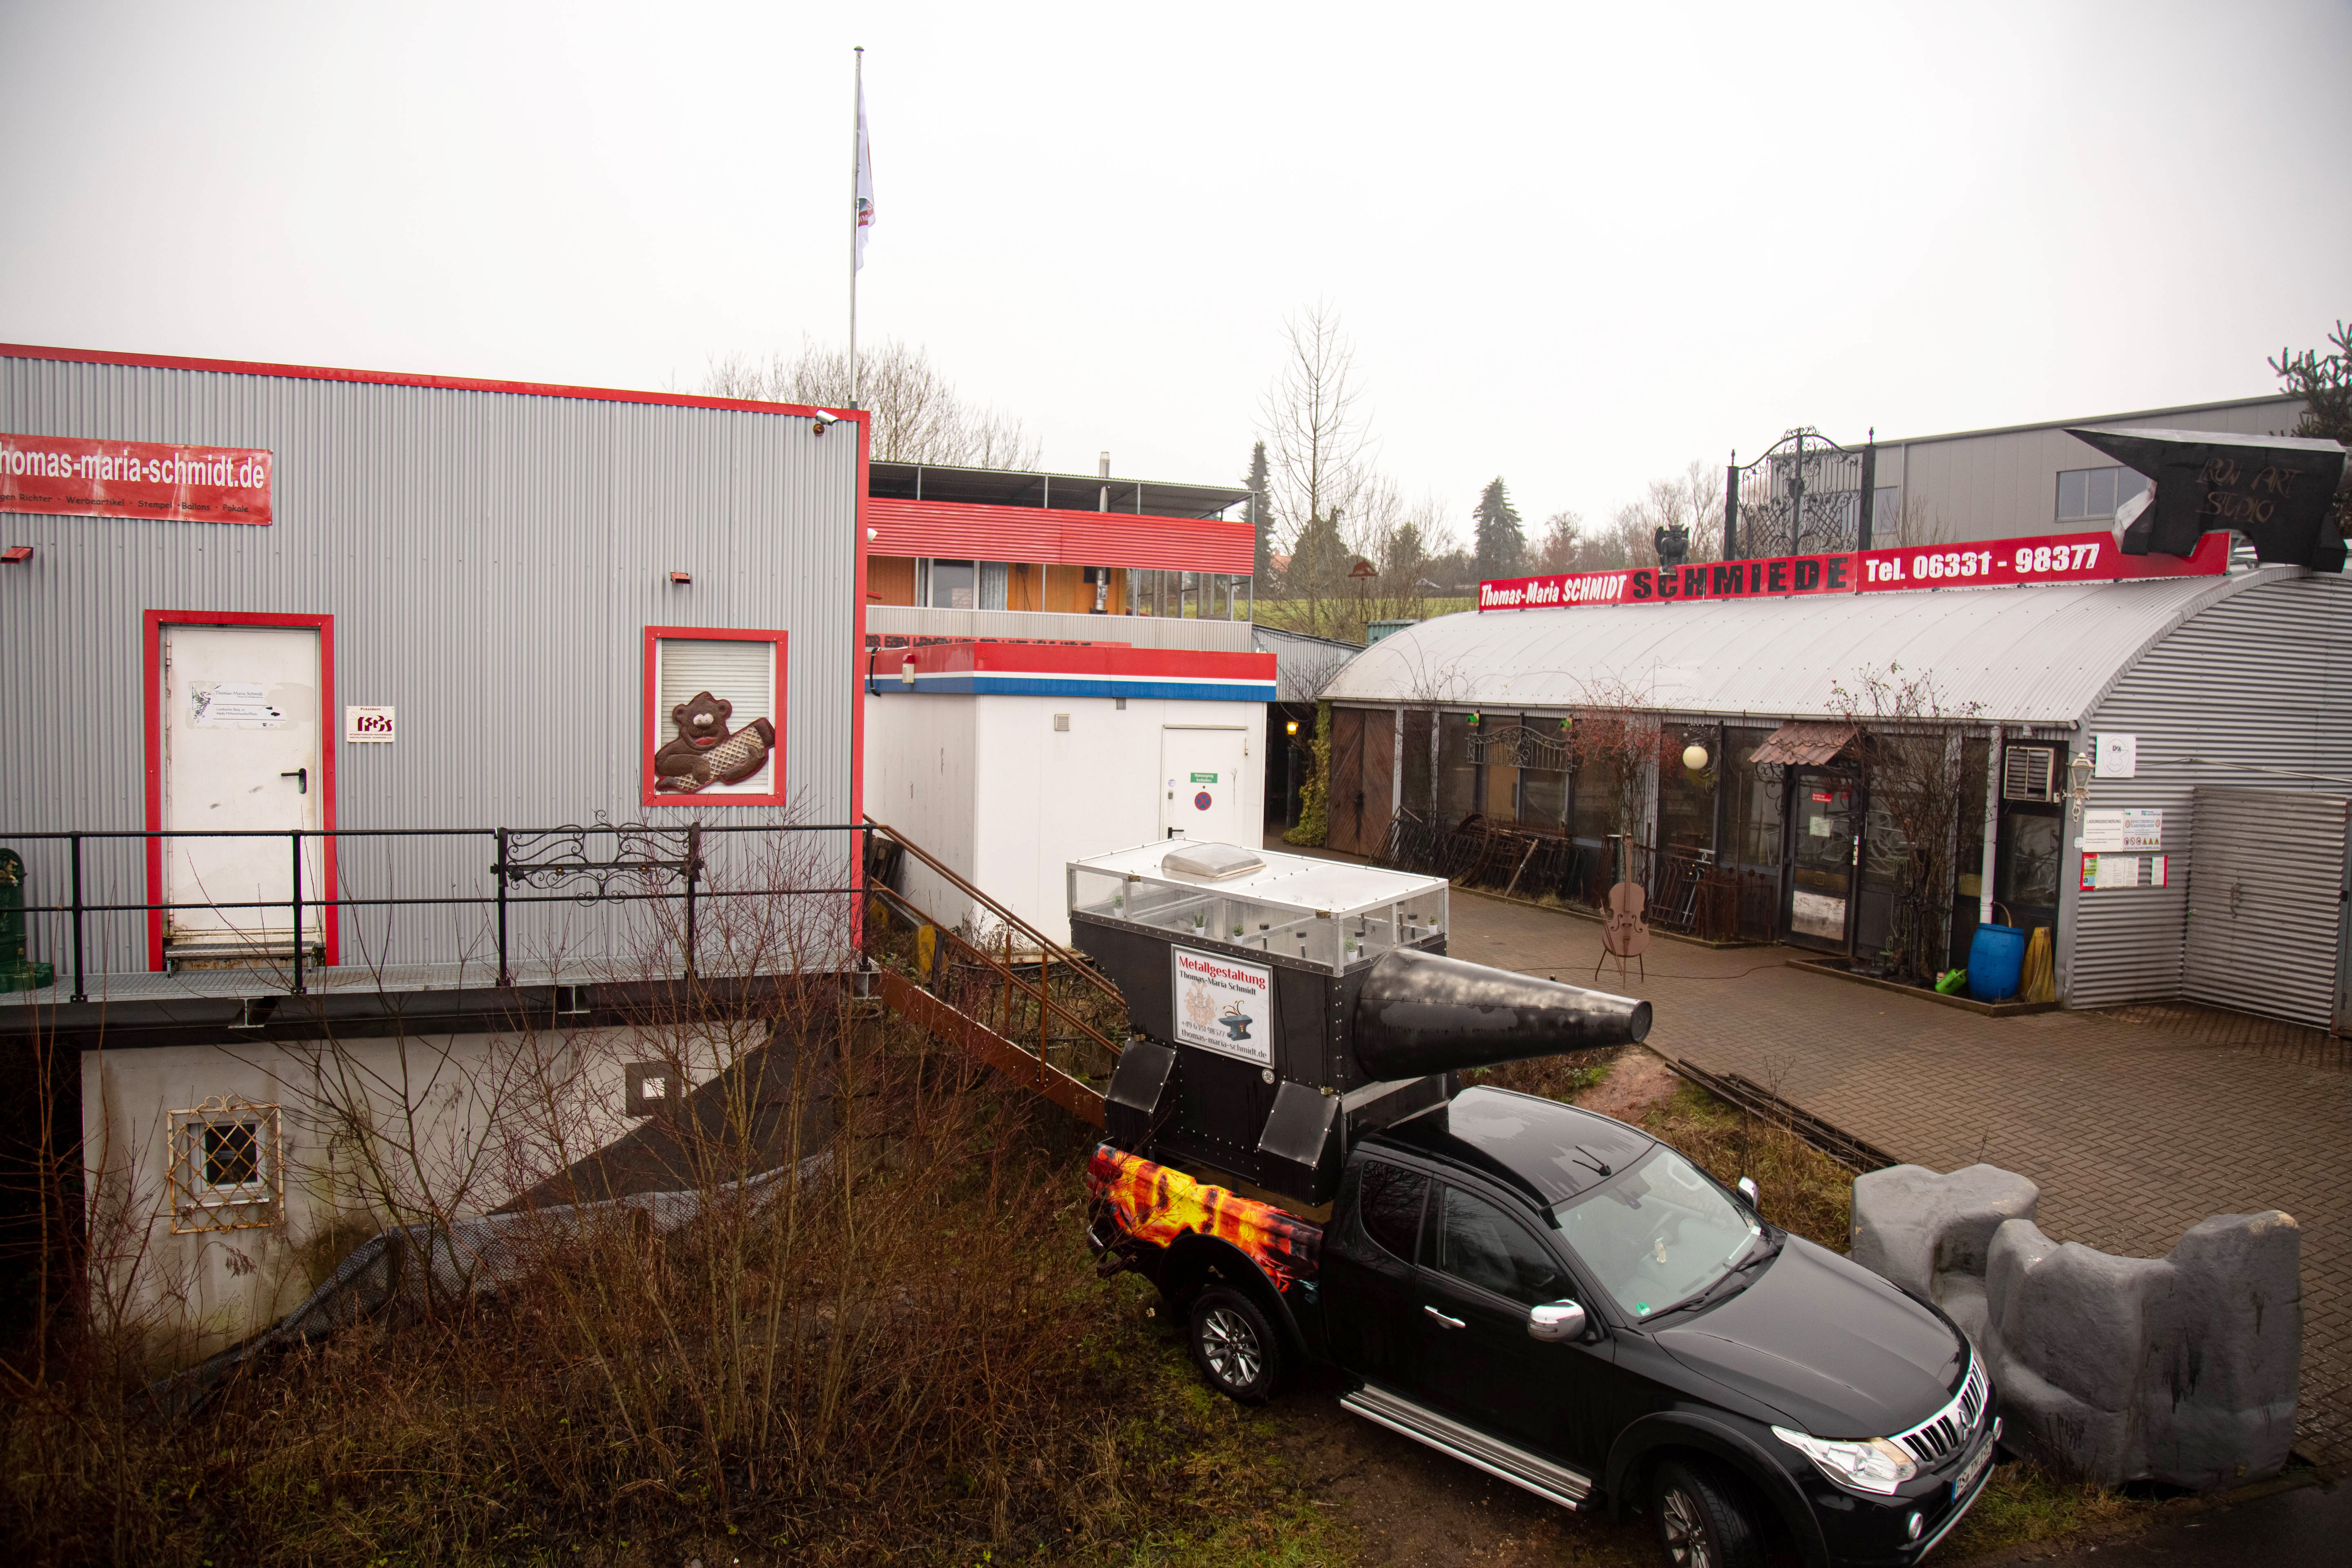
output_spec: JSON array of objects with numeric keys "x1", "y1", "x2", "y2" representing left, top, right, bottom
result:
[{"x1": 1320, "y1": 568, "x2": 2287, "y2": 725}]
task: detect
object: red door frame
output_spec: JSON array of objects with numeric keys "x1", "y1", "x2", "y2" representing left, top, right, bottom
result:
[{"x1": 143, "y1": 609, "x2": 339, "y2": 971}]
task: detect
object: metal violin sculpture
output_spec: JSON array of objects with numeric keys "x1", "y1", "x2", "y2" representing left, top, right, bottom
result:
[{"x1": 1597, "y1": 879, "x2": 1651, "y2": 985}]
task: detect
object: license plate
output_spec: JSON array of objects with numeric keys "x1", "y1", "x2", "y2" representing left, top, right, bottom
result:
[{"x1": 1952, "y1": 1434, "x2": 1994, "y2": 1497}]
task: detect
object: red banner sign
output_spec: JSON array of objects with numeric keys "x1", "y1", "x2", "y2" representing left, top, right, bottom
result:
[
  {"x1": 1, "y1": 432, "x2": 273, "y2": 525},
  {"x1": 1476, "y1": 528, "x2": 2229, "y2": 612}
]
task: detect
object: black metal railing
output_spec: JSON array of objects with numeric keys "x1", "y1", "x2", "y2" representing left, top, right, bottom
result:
[
  {"x1": 0, "y1": 822, "x2": 871, "y2": 1003},
  {"x1": 1376, "y1": 811, "x2": 1782, "y2": 942}
]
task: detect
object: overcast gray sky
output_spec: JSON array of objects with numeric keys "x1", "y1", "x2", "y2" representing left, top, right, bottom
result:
[{"x1": 4, "y1": 2, "x2": 2346, "y2": 542}]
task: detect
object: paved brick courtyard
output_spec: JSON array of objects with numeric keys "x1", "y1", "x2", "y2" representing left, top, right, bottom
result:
[{"x1": 1436, "y1": 885, "x2": 2352, "y2": 1468}]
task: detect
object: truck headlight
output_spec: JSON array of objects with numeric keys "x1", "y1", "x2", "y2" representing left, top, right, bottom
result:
[{"x1": 1771, "y1": 1427, "x2": 1918, "y2": 1495}]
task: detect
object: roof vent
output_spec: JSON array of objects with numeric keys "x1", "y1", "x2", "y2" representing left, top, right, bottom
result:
[{"x1": 1161, "y1": 843, "x2": 1265, "y2": 882}]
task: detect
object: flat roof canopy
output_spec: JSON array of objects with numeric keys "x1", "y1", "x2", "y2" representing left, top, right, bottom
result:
[{"x1": 870, "y1": 459, "x2": 1251, "y2": 521}]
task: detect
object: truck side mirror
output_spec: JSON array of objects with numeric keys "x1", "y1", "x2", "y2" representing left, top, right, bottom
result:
[
  {"x1": 1528, "y1": 1299, "x2": 1588, "y2": 1343},
  {"x1": 1737, "y1": 1176, "x2": 1759, "y2": 1208}
]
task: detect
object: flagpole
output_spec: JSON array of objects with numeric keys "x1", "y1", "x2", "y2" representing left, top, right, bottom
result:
[{"x1": 849, "y1": 46, "x2": 863, "y2": 410}]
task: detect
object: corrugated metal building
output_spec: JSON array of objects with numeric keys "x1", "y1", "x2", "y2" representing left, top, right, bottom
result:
[
  {"x1": 1321, "y1": 563, "x2": 2352, "y2": 1029},
  {"x1": 0, "y1": 341, "x2": 871, "y2": 1347},
  {"x1": 2, "y1": 342, "x2": 865, "y2": 984}
]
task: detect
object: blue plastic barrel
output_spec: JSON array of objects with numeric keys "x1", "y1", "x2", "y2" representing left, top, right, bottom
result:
[{"x1": 1967, "y1": 923, "x2": 2026, "y2": 1002}]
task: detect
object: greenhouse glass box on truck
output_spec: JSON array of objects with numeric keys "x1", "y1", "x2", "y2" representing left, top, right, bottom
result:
[
  {"x1": 1067, "y1": 840, "x2": 1649, "y2": 1210},
  {"x1": 1068, "y1": 841, "x2": 1454, "y2": 1204}
]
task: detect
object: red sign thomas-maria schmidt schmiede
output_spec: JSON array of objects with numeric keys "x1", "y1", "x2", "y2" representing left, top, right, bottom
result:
[{"x1": 1475, "y1": 528, "x2": 2228, "y2": 612}]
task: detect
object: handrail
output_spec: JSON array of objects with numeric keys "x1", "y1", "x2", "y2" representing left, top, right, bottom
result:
[
  {"x1": 861, "y1": 817, "x2": 1122, "y2": 994},
  {"x1": 0, "y1": 820, "x2": 873, "y2": 1005}
]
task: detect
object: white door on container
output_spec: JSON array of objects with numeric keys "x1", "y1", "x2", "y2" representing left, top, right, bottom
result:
[
  {"x1": 1158, "y1": 726, "x2": 1250, "y2": 845},
  {"x1": 162, "y1": 624, "x2": 326, "y2": 958}
]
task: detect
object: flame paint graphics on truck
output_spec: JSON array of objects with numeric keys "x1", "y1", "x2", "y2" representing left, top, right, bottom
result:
[
  {"x1": 1475, "y1": 527, "x2": 2228, "y2": 611},
  {"x1": 1085, "y1": 1146, "x2": 1319, "y2": 1292}
]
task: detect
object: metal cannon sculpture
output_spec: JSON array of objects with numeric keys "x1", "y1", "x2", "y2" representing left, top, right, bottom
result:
[{"x1": 1067, "y1": 841, "x2": 1650, "y2": 1205}]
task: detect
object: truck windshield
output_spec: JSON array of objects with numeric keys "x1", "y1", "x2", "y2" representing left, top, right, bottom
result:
[{"x1": 1552, "y1": 1145, "x2": 1762, "y2": 1322}]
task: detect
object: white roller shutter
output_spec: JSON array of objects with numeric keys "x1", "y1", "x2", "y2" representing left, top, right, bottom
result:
[
  {"x1": 2182, "y1": 788, "x2": 2349, "y2": 1031},
  {"x1": 655, "y1": 637, "x2": 779, "y2": 797}
]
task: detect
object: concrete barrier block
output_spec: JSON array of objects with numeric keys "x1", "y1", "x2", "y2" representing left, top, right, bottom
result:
[
  {"x1": 1856, "y1": 1168, "x2": 2302, "y2": 1490},
  {"x1": 2138, "y1": 1211, "x2": 2300, "y2": 1490},
  {"x1": 1851, "y1": 1162, "x2": 2040, "y2": 1298}
]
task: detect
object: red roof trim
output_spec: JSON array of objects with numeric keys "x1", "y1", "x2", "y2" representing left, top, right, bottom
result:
[
  {"x1": 865, "y1": 495, "x2": 1254, "y2": 574},
  {"x1": 898, "y1": 641, "x2": 1276, "y2": 679},
  {"x1": 0, "y1": 341, "x2": 866, "y2": 425}
]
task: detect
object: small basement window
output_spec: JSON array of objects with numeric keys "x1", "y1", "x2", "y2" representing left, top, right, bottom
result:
[{"x1": 168, "y1": 1097, "x2": 282, "y2": 1233}]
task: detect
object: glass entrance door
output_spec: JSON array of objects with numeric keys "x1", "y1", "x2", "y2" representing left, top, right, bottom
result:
[{"x1": 1785, "y1": 769, "x2": 1858, "y2": 951}]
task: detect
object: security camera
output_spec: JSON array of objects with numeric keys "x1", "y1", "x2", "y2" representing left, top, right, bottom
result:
[{"x1": 812, "y1": 409, "x2": 843, "y2": 435}]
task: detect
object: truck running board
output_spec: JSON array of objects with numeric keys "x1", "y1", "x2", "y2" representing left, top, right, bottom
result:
[{"x1": 1340, "y1": 1383, "x2": 1596, "y2": 1511}]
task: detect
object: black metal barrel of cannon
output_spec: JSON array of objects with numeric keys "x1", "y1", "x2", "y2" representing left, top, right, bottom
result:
[{"x1": 1351, "y1": 947, "x2": 1649, "y2": 1081}]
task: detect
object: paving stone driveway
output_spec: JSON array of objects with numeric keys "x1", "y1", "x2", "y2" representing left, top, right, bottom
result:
[{"x1": 1441, "y1": 886, "x2": 2352, "y2": 1468}]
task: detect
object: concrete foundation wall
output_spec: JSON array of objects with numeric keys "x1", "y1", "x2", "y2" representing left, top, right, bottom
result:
[{"x1": 81, "y1": 1023, "x2": 743, "y2": 1350}]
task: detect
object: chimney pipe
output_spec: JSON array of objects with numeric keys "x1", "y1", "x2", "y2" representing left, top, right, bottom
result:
[{"x1": 1099, "y1": 450, "x2": 1111, "y2": 512}]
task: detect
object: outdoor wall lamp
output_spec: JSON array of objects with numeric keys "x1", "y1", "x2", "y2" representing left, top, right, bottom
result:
[
  {"x1": 1683, "y1": 743, "x2": 1711, "y2": 772},
  {"x1": 0, "y1": 545, "x2": 31, "y2": 564},
  {"x1": 1285, "y1": 719, "x2": 1299, "y2": 736},
  {"x1": 2067, "y1": 751, "x2": 2096, "y2": 821}
]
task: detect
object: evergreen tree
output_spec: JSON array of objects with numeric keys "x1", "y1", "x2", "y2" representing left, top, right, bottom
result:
[
  {"x1": 1471, "y1": 477, "x2": 1526, "y2": 581},
  {"x1": 1245, "y1": 440, "x2": 1274, "y2": 582}
]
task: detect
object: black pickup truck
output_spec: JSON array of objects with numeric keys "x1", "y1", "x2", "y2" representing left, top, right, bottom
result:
[{"x1": 1087, "y1": 1085, "x2": 2001, "y2": 1568}]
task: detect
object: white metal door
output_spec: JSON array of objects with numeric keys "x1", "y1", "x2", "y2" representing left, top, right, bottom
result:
[
  {"x1": 2183, "y1": 788, "x2": 2348, "y2": 1031},
  {"x1": 1158, "y1": 727, "x2": 1250, "y2": 846},
  {"x1": 162, "y1": 625, "x2": 326, "y2": 958}
]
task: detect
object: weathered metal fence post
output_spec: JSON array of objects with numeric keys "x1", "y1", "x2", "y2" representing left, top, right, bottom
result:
[
  {"x1": 683, "y1": 823, "x2": 703, "y2": 982},
  {"x1": 69, "y1": 831, "x2": 87, "y2": 1003},
  {"x1": 289, "y1": 829, "x2": 306, "y2": 995},
  {"x1": 493, "y1": 828, "x2": 512, "y2": 987}
]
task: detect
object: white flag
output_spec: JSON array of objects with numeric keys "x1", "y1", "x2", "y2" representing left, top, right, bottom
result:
[{"x1": 854, "y1": 80, "x2": 875, "y2": 271}]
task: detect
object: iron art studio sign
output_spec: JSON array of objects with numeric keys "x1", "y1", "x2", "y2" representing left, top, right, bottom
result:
[
  {"x1": 1, "y1": 432, "x2": 274, "y2": 525},
  {"x1": 1476, "y1": 527, "x2": 2227, "y2": 613}
]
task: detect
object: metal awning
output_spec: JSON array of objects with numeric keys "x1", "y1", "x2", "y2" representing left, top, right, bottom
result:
[{"x1": 1748, "y1": 721, "x2": 1859, "y2": 766}]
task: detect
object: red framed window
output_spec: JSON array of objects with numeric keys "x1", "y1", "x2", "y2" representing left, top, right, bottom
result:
[{"x1": 641, "y1": 626, "x2": 789, "y2": 807}]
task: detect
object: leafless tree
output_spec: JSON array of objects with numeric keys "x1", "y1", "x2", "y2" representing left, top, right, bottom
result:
[
  {"x1": 1258, "y1": 303, "x2": 1381, "y2": 639},
  {"x1": 704, "y1": 340, "x2": 1041, "y2": 469},
  {"x1": 1829, "y1": 664, "x2": 1984, "y2": 985}
]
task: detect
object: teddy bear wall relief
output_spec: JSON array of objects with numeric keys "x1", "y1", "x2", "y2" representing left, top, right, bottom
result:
[{"x1": 653, "y1": 690, "x2": 777, "y2": 794}]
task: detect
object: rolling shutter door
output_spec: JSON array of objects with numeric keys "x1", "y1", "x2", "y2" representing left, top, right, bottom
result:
[{"x1": 2182, "y1": 788, "x2": 2349, "y2": 1030}]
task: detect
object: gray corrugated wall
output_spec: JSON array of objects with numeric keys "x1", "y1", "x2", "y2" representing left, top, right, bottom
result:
[
  {"x1": 2062, "y1": 572, "x2": 2352, "y2": 1010},
  {"x1": 0, "y1": 354, "x2": 860, "y2": 978}
]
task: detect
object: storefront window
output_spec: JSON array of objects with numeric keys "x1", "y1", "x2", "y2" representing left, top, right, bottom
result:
[
  {"x1": 1659, "y1": 741, "x2": 1715, "y2": 857},
  {"x1": 1437, "y1": 713, "x2": 1477, "y2": 824},
  {"x1": 1725, "y1": 727, "x2": 1784, "y2": 872},
  {"x1": 1999, "y1": 812, "x2": 2063, "y2": 907},
  {"x1": 1570, "y1": 758, "x2": 1618, "y2": 842},
  {"x1": 1399, "y1": 710, "x2": 1435, "y2": 815},
  {"x1": 1521, "y1": 755, "x2": 1568, "y2": 830}
]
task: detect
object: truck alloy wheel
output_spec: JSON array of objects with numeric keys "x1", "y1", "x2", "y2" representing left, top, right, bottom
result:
[
  {"x1": 1651, "y1": 1459, "x2": 1762, "y2": 1568},
  {"x1": 1188, "y1": 1285, "x2": 1283, "y2": 1404}
]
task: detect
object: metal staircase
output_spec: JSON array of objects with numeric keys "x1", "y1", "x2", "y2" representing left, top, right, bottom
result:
[{"x1": 859, "y1": 821, "x2": 1126, "y2": 1126}]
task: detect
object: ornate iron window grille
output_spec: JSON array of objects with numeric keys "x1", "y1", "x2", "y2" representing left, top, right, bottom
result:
[
  {"x1": 1466, "y1": 724, "x2": 1570, "y2": 771},
  {"x1": 167, "y1": 1095, "x2": 284, "y2": 1234}
]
